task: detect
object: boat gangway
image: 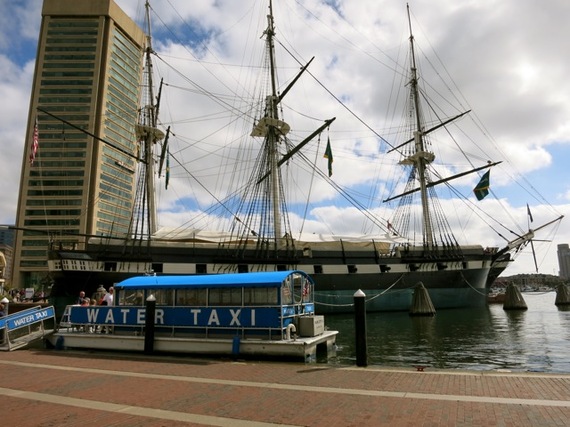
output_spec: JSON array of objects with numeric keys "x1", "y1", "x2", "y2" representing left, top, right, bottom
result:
[{"x1": 0, "y1": 305, "x2": 56, "y2": 351}]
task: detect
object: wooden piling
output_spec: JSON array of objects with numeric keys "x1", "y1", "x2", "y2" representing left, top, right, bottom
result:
[
  {"x1": 353, "y1": 289, "x2": 368, "y2": 367},
  {"x1": 409, "y1": 282, "x2": 436, "y2": 316},
  {"x1": 503, "y1": 283, "x2": 527, "y2": 310},
  {"x1": 555, "y1": 284, "x2": 570, "y2": 306},
  {"x1": 144, "y1": 294, "x2": 156, "y2": 354}
]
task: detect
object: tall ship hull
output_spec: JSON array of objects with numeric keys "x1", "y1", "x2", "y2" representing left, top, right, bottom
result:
[{"x1": 48, "y1": 237, "x2": 495, "y2": 316}]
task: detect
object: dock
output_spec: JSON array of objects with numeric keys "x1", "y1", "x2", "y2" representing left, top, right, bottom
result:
[{"x1": 1, "y1": 347, "x2": 570, "y2": 426}]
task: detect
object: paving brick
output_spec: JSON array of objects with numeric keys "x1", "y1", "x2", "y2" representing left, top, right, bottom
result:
[{"x1": 1, "y1": 348, "x2": 569, "y2": 426}]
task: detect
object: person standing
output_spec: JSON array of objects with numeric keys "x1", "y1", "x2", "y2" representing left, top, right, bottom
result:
[
  {"x1": 102, "y1": 287, "x2": 114, "y2": 306},
  {"x1": 93, "y1": 284, "x2": 106, "y2": 305},
  {"x1": 76, "y1": 291, "x2": 85, "y2": 305},
  {"x1": 101, "y1": 287, "x2": 114, "y2": 334}
]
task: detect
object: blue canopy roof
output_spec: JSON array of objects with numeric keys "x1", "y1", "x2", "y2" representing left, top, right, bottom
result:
[{"x1": 115, "y1": 270, "x2": 314, "y2": 290}]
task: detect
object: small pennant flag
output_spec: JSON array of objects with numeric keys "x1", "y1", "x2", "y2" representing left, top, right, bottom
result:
[
  {"x1": 29, "y1": 117, "x2": 39, "y2": 166},
  {"x1": 473, "y1": 170, "x2": 490, "y2": 201},
  {"x1": 526, "y1": 203, "x2": 533, "y2": 223},
  {"x1": 324, "y1": 136, "x2": 333, "y2": 177},
  {"x1": 165, "y1": 149, "x2": 170, "y2": 189}
]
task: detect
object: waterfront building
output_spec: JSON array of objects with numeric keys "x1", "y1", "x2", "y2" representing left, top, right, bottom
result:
[
  {"x1": 12, "y1": 0, "x2": 145, "y2": 289},
  {"x1": 557, "y1": 243, "x2": 570, "y2": 279},
  {"x1": 0, "y1": 227, "x2": 15, "y2": 289}
]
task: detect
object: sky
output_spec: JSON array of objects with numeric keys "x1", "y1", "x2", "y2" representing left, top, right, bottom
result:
[{"x1": 0, "y1": 0, "x2": 569, "y2": 277}]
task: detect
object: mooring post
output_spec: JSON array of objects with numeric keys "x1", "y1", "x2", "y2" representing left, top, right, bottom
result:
[
  {"x1": 144, "y1": 294, "x2": 156, "y2": 354},
  {"x1": 354, "y1": 289, "x2": 368, "y2": 367},
  {"x1": 555, "y1": 284, "x2": 570, "y2": 306},
  {"x1": 503, "y1": 283, "x2": 527, "y2": 310},
  {"x1": 409, "y1": 282, "x2": 436, "y2": 316}
]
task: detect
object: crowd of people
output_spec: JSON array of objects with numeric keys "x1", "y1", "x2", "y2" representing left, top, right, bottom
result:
[
  {"x1": 74, "y1": 286, "x2": 114, "y2": 333},
  {"x1": 6, "y1": 288, "x2": 46, "y2": 303},
  {"x1": 76, "y1": 286, "x2": 114, "y2": 307}
]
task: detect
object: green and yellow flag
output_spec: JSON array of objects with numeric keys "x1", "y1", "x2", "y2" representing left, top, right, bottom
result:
[{"x1": 473, "y1": 170, "x2": 490, "y2": 201}]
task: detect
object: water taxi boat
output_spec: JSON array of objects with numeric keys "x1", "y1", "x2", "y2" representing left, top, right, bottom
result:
[{"x1": 47, "y1": 270, "x2": 338, "y2": 361}]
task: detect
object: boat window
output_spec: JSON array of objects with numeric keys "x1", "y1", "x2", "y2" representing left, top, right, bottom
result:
[
  {"x1": 313, "y1": 265, "x2": 323, "y2": 274},
  {"x1": 146, "y1": 289, "x2": 174, "y2": 306},
  {"x1": 281, "y1": 278, "x2": 293, "y2": 304},
  {"x1": 208, "y1": 288, "x2": 242, "y2": 306},
  {"x1": 291, "y1": 274, "x2": 311, "y2": 303},
  {"x1": 244, "y1": 287, "x2": 278, "y2": 305},
  {"x1": 196, "y1": 264, "x2": 207, "y2": 274},
  {"x1": 119, "y1": 290, "x2": 144, "y2": 306},
  {"x1": 176, "y1": 289, "x2": 207, "y2": 306}
]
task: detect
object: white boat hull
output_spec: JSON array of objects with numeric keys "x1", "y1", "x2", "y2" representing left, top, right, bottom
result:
[{"x1": 47, "y1": 330, "x2": 338, "y2": 361}]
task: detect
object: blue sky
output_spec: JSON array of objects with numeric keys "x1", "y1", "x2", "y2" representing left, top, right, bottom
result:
[{"x1": 1, "y1": 0, "x2": 569, "y2": 277}]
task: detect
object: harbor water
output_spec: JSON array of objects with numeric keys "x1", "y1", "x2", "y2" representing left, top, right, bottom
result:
[{"x1": 324, "y1": 292, "x2": 570, "y2": 373}]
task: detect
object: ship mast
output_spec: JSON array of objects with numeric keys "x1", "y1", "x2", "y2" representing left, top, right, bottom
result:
[
  {"x1": 406, "y1": 4, "x2": 435, "y2": 248},
  {"x1": 244, "y1": 0, "x2": 334, "y2": 252},
  {"x1": 132, "y1": 1, "x2": 164, "y2": 240},
  {"x1": 267, "y1": 0, "x2": 281, "y2": 245},
  {"x1": 249, "y1": 0, "x2": 290, "y2": 247}
]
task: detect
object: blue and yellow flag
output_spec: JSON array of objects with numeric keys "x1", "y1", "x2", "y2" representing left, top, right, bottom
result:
[{"x1": 473, "y1": 170, "x2": 490, "y2": 201}]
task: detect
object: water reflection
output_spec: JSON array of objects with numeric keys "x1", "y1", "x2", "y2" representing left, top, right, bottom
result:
[{"x1": 325, "y1": 293, "x2": 570, "y2": 372}]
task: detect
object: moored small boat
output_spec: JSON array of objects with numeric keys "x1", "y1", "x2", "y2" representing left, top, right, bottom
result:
[
  {"x1": 487, "y1": 292, "x2": 506, "y2": 304},
  {"x1": 46, "y1": 270, "x2": 338, "y2": 361}
]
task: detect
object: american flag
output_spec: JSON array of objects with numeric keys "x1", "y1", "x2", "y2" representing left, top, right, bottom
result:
[
  {"x1": 302, "y1": 280, "x2": 310, "y2": 297},
  {"x1": 29, "y1": 117, "x2": 39, "y2": 166}
]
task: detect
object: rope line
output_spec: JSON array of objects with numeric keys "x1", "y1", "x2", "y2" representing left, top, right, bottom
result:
[
  {"x1": 313, "y1": 274, "x2": 408, "y2": 307},
  {"x1": 460, "y1": 271, "x2": 487, "y2": 296}
]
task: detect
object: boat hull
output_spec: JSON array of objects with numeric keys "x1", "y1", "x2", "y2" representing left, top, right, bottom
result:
[
  {"x1": 48, "y1": 240, "x2": 492, "y2": 316},
  {"x1": 313, "y1": 269, "x2": 489, "y2": 314},
  {"x1": 47, "y1": 330, "x2": 338, "y2": 361}
]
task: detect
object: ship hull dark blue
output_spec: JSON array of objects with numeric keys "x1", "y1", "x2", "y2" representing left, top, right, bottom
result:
[{"x1": 48, "y1": 240, "x2": 501, "y2": 316}]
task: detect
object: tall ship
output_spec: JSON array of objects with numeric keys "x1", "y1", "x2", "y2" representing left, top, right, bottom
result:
[{"x1": 46, "y1": 2, "x2": 561, "y2": 315}]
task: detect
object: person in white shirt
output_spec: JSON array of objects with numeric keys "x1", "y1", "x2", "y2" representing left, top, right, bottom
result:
[
  {"x1": 101, "y1": 287, "x2": 114, "y2": 333},
  {"x1": 102, "y1": 287, "x2": 114, "y2": 306}
]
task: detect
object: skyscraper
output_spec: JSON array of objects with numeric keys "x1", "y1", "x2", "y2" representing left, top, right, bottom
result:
[
  {"x1": 557, "y1": 244, "x2": 570, "y2": 279},
  {"x1": 12, "y1": 0, "x2": 145, "y2": 289}
]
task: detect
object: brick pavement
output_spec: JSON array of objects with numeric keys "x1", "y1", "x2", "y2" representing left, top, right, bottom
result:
[{"x1": 1, "y1": 348, "x2": 570, "y2": 426}]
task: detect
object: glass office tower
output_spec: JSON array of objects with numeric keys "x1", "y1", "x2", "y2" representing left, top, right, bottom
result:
[{"x1": 13, "y1": 0, "x2": 145, "y2": 289}]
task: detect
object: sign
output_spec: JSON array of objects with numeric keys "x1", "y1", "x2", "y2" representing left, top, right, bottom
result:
[
  {"x1": 4, "y1": 306, "x2": 55, "y2": 331},
  {"x1": 68, "y1": 306, "x2": 282, "y2": 328}
]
